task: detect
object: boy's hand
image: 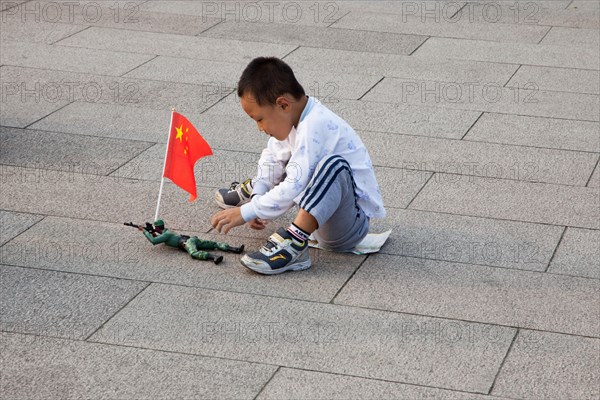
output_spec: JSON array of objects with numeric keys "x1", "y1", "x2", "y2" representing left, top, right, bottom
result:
[
  {"x1": 248, "y1": 218, "x2": 268, "y2": 230},
  {"x1": 211, "y1": 207, "x2": 245, "y2": 234}
]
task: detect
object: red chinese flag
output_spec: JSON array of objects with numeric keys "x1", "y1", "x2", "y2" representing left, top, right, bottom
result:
[{"x1": 163, "y1": 112, "x2": 213, "y2": 201}]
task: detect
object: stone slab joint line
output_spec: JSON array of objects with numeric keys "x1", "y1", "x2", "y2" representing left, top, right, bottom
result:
[
  {"x1": 487, "y1": 328, "x2": 520, "y2": 395},
  {"x1": 405, "y1": 172, "x2": 435, "y2": 209},
  {"x1": 119, "y1": 54, "x2": 159, "y2": 77},
  {"x1": 544, "y1": 226, "x2": 568, "y2": 273},
  {"x1": 84, "y1": 281, "x2": 152, "y2": 341},
  {"x1": 50, "y1": 25, "x2": 92, "y2": 46},
  {"x1": 200, "y1": 88, "x2": 238, "y2": 114},
  {"x1": 357, "y1": 76, "x2": 385, "y2": 100},
  {"x1": 448, "y1": 2, "x2": 468, "y2": 20},
  {"x1": 329, "y1": 254, "x2": 371, "y2": 304},
  {"x1": 408, "y1": 36, "x2": 430, "y2": 56},
  {"x1": 196, "y1": 18, "x2": 225, "y2": 36},
  {"x1": 460, "y1": 111, "x2": 484, "y2": 140},
  {"x1": 0, "y1": 215, "x2": 46, "y2": 248},
  {"x1": 502, "y1": 64, "x2": 522, "y2": 88},
  {"x1": 585, "y1": 156, "x2": 600, "y2": 187},
  {"x1": 281, "y1": 45, "x2": 301, "y2": 60},
  {"x1": 23, "y1": 101, "x2": 75, "y2": 130},
  {"x1": 49, "y1": 25, "x2": 91, "y2": 46},
  {"x1": 327, "y1": 10, "x2": 351, "y2": 28},
  {"x1": 536, "y1": 26, "x2": 554, "y2": 45},
  {"x1": 104, "y1": 142, "x2": 156, "y2": 177},
  {"x1": 253, "y1": 366, "x2": 281, "y2": 400}
]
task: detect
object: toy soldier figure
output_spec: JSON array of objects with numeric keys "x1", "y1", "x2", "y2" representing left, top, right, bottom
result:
[{"x1": 127, "y1": 220, "x2": 244, "y2": 264}]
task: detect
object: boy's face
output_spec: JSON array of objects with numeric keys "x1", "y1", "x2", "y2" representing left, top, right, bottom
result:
[{"x1": 240, "y1": 92, "x2": 294, "y2": 141}]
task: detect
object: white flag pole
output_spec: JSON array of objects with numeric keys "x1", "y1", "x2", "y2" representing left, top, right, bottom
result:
[{"x1": 154, "y1": 108, "x2": 175, "y2": 221}]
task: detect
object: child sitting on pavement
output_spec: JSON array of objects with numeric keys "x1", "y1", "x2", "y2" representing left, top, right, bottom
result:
[{"x1": 211, "y1": 57, "x2": 385, "y2": 275}]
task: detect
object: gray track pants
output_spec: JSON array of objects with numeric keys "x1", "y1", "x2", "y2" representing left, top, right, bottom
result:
[{"x1": 297, "y1": 155, "x2": 369, "y2": 252}]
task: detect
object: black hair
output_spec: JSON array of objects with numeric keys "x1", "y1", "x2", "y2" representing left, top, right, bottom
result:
[{"x1": 237, "y1": 57, "x2": 305, "y2": 106}]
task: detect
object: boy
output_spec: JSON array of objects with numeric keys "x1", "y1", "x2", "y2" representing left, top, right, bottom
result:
[{"x1": 211, "y1": 57, "x2": 385, "y2": 275}]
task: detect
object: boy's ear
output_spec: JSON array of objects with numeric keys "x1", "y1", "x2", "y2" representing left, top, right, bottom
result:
[{"x1": 275, "y1": 96, "x2": 291, "y2": 111}]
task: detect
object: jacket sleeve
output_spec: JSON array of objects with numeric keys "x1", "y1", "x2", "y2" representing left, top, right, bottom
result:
[
  {"x1": 242, "y1": 125, "x2": 333, "y2": 221},
  {"x1": 251, "y1": 137, "x2": 291, "y2": 196}
]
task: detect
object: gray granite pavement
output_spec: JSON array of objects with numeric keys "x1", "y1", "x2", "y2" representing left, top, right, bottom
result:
[{"x1": 1, "y1": 1, "x2": 598, "y2": 399}]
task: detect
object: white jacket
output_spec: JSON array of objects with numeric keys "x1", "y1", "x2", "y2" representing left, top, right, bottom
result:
[{"x1": 240, "y1": 97, "x2": 385, "y2": 221}]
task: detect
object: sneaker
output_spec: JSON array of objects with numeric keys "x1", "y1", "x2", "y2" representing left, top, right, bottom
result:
[
  {"x1": 241, "y1": 228, "x2": 311, "y2": 275},
  {"x1": 214, "y1": 179, "x2": 253, "y2": 209}
]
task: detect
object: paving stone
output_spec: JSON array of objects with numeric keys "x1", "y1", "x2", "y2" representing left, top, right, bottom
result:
[
  {"x1": 0, "y1": 331, "x2": 275, "y2": 399},
  {"x1": 0, "y1": 165, "x2": 218, "y2": 231},
  {"x1": 0, "y1": 40, "x2": 155, "y2": 75},
  {"x1": 0, "y1": 66, "x2": 73, "y2": 128},
  {"x1": 331, "y1": 11, "x2": 549, "y2": 43},
  {"x1": 201, "y1": 20, "x2": 426, "y2": 54},
  {"x1": 139, "y1": 0, "x2": 346, "y2": 26},
  {"x1": 57, "y1": 26, "x2": 297, "y2": 64},
  {"x1": 372, "y1": 166, "x2": 432, "y2": 209},
  {"x1": 492, "y1": 330, "x2": 600, "y2": 399},
  {"x1": 548, "y1": 227, "x2": 600, "y2": 279},
  {"x1": 257, "y1": 368, "x2": 502, "y2": 400},
  {"x1": 0, "y1": 17, "x2": 87, "y2": 44},
  {"x1": 0, "y1": 265, "x2": 148, "y2": 339},
  {"x1": 1, "y1": 64, "x2": 229, "y2": 114},
  {"x1": 29, "y1": 102, "x2": 171, "y2": 142},
  {"x1": 0, "y1": 216, "x2": 366, "y2": 302},
  {"x1": 5, "y1": 1, "x2": 224, "y2": 36},
  {"x1": 206, "y1": 94, "x2": 487, "y2": 139},
  {"x1": 126, "y1": 55, "x2": 384, "y2": 100},
  {"x1": 589, "y1": 163, "x2": 600, "y2": 187},
  {"x1": 363, "y1": 77, "x2": 600, "y2": 121},
  {"x1": 89, "y1": 283, "x2": 516, "y2": 393},
  {"x1": 537, "y1": 7, "x2": 600, "y2": 28},
  {"x1": 368, "y1": 207, "x2": 563, "y2": 271},
  {"x1": 358, "y1": 130, "x2": 598, "y2": 186},
  {"x1": 409, "y1": 173, "x2": 600, "y2": 229},
  {"x1": 0, "y1": 126, "x2": 152, "y2": 176},
  {"x1": 284, "y1": 47, "x2": 519, "y2": 83},
  {"x1": 330, "y1": 100, "x2": 480, "y2": 139},
  {"x1": 0, "y1": 210, "x2": 42, "y2": 246},
  {"x1": 335, "y1": 254, "x2": 600, "y2": 337},
  {"x1": 540, "y1": 26, "x2": 600, "y2": 49},
  {"x1": 507, "y1": 65, "x2": 600, "y2": 96},
  {"x1": 124, "y1": 55, "x2": 244, "y2": 85},
  {"x1": 413, "y1": 37, "x2": 600, "y2": 70},
  {"x1": 464, "y1": 113, "x2": 600, "y2": 152}
]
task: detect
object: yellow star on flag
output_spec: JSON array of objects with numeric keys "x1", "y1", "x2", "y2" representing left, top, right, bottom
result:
[{"x1": 175, "y1": 125, "x2": 184, "y2": 142}]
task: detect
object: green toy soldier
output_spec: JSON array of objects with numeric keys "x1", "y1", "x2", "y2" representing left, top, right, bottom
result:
[{"x1": 127, "y1": 220, "x2": 244, "y2": 264}]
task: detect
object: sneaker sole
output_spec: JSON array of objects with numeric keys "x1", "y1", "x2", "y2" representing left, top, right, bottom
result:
[{"x1": 240, "y1": 255, "x2": 312, "y2": 275}]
